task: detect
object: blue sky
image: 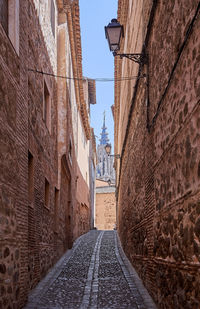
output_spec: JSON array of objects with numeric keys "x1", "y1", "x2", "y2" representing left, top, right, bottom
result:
[{"x1": 79, "y1": 0, "x2": 118, "y2": 150}]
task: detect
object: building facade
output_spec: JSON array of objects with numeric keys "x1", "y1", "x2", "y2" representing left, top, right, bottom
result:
[
  {"x1": 114, "y1": 0, "x2": 200, "y2": 308},
  {"x1": 0, "y1": 0, "x2": 95, "y2": 307},
  {"x1": 95, "y1": 117, "x2": 116, "y2": 230},
  {"x1": 75, "y1": 78, "x2": 96, "y2": 236},
  {"x1": 96, "y1": 115, "x2": 115, "y2": 184}
]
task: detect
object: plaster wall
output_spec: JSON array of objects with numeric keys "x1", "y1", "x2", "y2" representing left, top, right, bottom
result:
[
  {"x1": 95, "y1": 190, "x2": 116, "y2": 231},
  {"x1": 33, "y1": 0, "x2": 58, "y2": 73},
  {"x1": 77, "y1": 112, "x2": 90, "y2": 186}
]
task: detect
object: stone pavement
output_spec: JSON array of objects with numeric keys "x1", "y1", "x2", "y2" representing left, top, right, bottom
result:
[{"x1": 24, "y1": 230, "x2": 157, "y2": 309}]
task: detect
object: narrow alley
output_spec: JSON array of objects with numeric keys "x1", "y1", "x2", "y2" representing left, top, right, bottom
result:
[
  {"x1": 24, "y1": 231, "x2": 156, "y2": 309},
  {"x1": 0, "y1": 0, "x2": 200, "y2": 308}
]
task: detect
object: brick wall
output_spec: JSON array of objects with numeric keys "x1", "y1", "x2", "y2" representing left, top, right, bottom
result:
[
  {"x1": 74, "y1": 164, "x2": 91, "y2": 238},
  {"x1": 116, "y1": 0, "x2": 200, "y2": 308},
  {"x1": 0, "y1": 1, "x2": 81, "y2": 308},
  {"x1": 0, "y1": 0, "x2": 29, "y2": 307},
  {"x1": 27, "y1": 0, "x2": 60, "y2": 292}
]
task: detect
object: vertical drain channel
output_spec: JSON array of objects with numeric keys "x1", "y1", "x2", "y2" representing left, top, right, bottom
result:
[{"x1": 80, "y1": 231, "x2": 104, "y2": 309}]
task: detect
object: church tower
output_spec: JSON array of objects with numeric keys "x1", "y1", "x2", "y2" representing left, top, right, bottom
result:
[{"x1": 96, "y1": 113, "x2": 115, "y2": 183}]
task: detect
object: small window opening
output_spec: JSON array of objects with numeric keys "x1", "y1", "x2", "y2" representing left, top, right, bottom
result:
[
  {"x1": 54, "y1": 188, "x2": 59, "y2": 232},
  {"x1": 43, "y1": 80, "x2": 51, "y2": 132},
  {"x1": 45, "y1": 178, "x2": 50, "y2": 208},
  {"x1": 0, "y1": 0, "x2": 8, "y2": 34},
  {"x1": 0, "y1": 0, "x2": 19, "y2": 54},
  {"x1": 69, "y1": 139, "x2": 72, "y2": 164},
  {"x1": 50, "y1": 0, "x2": 55, "y2": 37},
  {"x1": 28, "y1": 151, "x2": 34, "y2": 203}
]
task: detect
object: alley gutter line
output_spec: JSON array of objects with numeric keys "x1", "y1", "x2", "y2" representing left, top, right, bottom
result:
[
  {"x1": 80, "y1": 231, "x2": 104, "y2": 309},
  {"x1": 115, "y1": 232, "x2": 157, "y2": 309}
]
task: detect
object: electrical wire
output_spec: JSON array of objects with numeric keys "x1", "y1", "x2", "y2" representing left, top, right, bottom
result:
[{"x1": 28, "y1": 68, "x2": 146, "y2": 82}]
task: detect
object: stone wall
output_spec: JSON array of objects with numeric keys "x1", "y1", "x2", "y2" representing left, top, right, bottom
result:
[
  {"x1": 116, "y1": 0, "x2": 200, "y2": 308},
  {"x1": 0, "y1": 1, "x2": 28, "y2": 307}
]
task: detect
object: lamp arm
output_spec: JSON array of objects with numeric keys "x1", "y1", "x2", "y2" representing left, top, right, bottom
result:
[
  {"x1": 113, "y1": 52, "x2": 147, "y2": 64},
  {"x1": 109, "y1": 154, "x2": 121, "y2": 159}
]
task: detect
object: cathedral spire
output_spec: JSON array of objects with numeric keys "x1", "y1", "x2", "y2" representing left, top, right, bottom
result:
[{"x1": 100, "y1": 111, "x2": 109, "y2": 145}]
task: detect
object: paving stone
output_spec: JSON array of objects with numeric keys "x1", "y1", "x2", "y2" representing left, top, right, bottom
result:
[{"x1": 24, "y1": 230, "x2": 157, "y2": 309}]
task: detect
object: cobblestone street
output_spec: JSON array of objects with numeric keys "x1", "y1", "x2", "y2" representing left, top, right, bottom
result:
[{"x1": 24, "y1": 231, "x2": 157, "y2": 309}]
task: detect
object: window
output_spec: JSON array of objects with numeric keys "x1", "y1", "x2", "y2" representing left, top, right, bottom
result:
[
  {"x1": 54, "y1": 188, "x2": 59, "y2": 232},
  {"x1": 0, "y1": 0, "x2": 19, "y2": 54},
  {"x1": 43, "y1": 79, "x2": 51, "y2": 132},
  {"x1": 45, "y1": 178, "x2": 50, "y2": 208},
  {"x1": 0, "y1": 0, "x2": 8, "y2": 34},
  {"x1": 50, "y1": 0, "x2": 55, "y2": 37},
  {"x1": 8, "y1": 0, "x2": 19, "y2": 54},
  {"x1": 69, "y1": 138, "x2": 72, "y2": 164},
  {"x1": 28, "y1": 151, "x2": 34, "y2": 204}
]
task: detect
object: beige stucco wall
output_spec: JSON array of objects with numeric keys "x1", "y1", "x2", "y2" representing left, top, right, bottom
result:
[
  {"x1": 77, "y1": 113, "x2": 90, "y2": 186},
  {"x1": 95, "y1": 183, "x2": 116, "y2": 230}
]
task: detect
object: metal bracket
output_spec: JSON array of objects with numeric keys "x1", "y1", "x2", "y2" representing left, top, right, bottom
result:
[
  {"x1": 113, "y1": 52, "x2": 147, "y2": 64},
  {"x1": 109, "y1": 154, "x2": 121, "y2": 159}
]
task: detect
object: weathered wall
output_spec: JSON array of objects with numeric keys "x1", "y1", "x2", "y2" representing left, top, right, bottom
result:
[
  {"x1": 27, "y1": 0, "x2": 63, "y2": 292},
  {"x1": 0, "y1": 1, "x2": 80, "y2": 308},
  {"x1": 116, "y1": 0, "x2": 200, "y2": 308},
  {"x1": 0, "y1": 1, "x2": 28, "y2": 307}
]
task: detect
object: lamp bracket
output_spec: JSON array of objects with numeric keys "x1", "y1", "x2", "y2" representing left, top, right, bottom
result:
[
  {"x1": 109, "y1": 154, "x2": 121, "y2": 159},
  {"x1": 113, "y1": 52, "x2": 147, "y2": 64}
]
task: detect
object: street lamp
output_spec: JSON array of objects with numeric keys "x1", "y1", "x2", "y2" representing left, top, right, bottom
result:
[
  {"x1": 105, "y1": 143, "x2": 120, "y2": 159},
  {"x1": 107, "y1": 179, "x2": 111, "y2": 186},
  {"x1": 105, "y1": 143, "x2": 112, "y2": 155},
  {"x1": 105, "y1": 19, "x2": 124, "y2": 53},
  {"x1": 105, "y1": 19, "x2": 147, "y2": 64}
]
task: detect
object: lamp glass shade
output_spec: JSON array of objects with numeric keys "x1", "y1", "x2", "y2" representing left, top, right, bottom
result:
[
  {"x1": 105, "y1": 143, "x2": 111, "y2": 155},
  {"x1": 105, "y1": 19, "x2": 124, "y2": 52}
]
